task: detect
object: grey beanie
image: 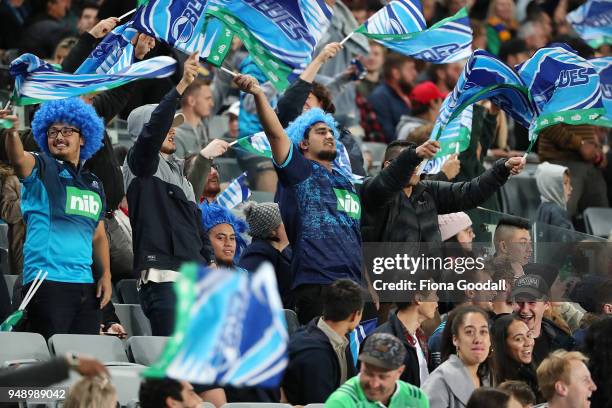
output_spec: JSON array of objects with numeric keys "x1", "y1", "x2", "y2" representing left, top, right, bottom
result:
[
  {"x1": 244, "y1": 202, "x2": 282, "y2": 240},
  {"x1": 127, "y1": 104, "x2": 184, "y2": 142}
]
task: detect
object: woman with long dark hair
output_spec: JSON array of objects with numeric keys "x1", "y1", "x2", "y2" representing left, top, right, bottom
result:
[
  {"x1": 422, "y1": 305, "x2": 492, "y2": 408},
  {"x1": 491, "y1": 315, "x2": 540, "y2": 401}
]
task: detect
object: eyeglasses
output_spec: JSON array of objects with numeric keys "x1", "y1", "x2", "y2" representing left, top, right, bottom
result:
[{"x1": 47, "y1": 126, "x2": 80, "y2": 139}]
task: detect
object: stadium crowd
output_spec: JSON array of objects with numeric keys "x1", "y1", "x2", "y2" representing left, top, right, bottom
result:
[{"x1": 0, "y1": 0, "x2": 611, "y2": 407}]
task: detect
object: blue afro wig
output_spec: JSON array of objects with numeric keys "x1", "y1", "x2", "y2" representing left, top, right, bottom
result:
[
  {"x1": 285, "y1": 108, "x2": 340, "y2": 146},
  {"x1": 31, "y1": 98, "x2": 104, "y2": 161},
  {"x1": 200, "y1": 202, "x2": 249, "y2": 261}
]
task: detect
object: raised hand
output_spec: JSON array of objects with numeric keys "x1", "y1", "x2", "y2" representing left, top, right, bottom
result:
[
  {"x1": 176, "y1": 52, "x2": 200, "y2": 94},
  {"x1": 415, "y1": 140, "x2": 440, "y2": 159},
  {"x1": 233, "y1": 74, "x2": 263, "y2": 96},
  {"x1": 200, "y1": 139, "x2": 229, "y2": 160},
  {"x1": 89, "y1": 17, "x2": 120, "y2": 39},
  {"x1": 505, "y1": 156, "x2": 526, "y2": 176}
]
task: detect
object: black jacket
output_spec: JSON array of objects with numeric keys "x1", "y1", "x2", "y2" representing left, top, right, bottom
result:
[
  {"x1": 124, "y1": 88, "x2": 214, "y2": 273},
  {"x1": 533, "y1": 317, "x2": 576, "y2": 367},
  {"x1": 238, "y1": 239, "x2": 293, "y2": 308},
  {"x1": 372, "y1": 312, "x2": 422, "y2": 387},
  {"x1": 361, "y1": 146, "x2": 511, "y2": 242},
  {"x1": 275, "y1": 78, "x2": 365, "y2": 176},
  {"x1": 282, "y1": 319, "x2": 357, "y2": 405},
  {"x1": 0, "y1": 357, "x2": 70, "y2": 387}
]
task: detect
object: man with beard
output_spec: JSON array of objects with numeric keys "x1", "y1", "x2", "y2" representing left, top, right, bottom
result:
[
  {"x1": 123, "y1": 53, "x2": 220, "y2": 336},
  {"x1": 368, "y1": 53, "x2": 417, "y2": 143},
  {"x1": 235, "y1": 74, "x2": 363, "y2": 324},
  {"x1": 325, "y1": 333, "x2": 429, "y2": 407},
  {"x1": 428, "y1": 60, "x2": 465, "y2": 95},
  {"x1": 512, "y1": 275, "x2": 575, "y2": 367}
]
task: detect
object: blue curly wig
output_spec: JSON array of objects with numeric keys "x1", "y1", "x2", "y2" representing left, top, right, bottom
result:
[
  {"x1": 200, "y1": 202, "x2": 249, "y2": 261},
  {"x1": 285, "y1": 108, "x2": 340, "y2": 146},
  {"x1": 31, "y1": 98, "x2": 104, "y2": 161}
]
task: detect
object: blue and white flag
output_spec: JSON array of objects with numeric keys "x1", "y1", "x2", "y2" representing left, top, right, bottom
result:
[
  {"x1": 356, "y1": 6, "x2": 472, "y2": 64},
  {"x1": 144, "y1": 262, "x2": 288, "y2": 387},
  {"x1": 566, "y1": 0, "x2": 612, "y2": 49},
  {"x1": 349, "y1": 318, "x2": 378, "y2": 367},
  {"x1": 217, "y1": 172, "x2": 251, "y2": 209},
  {"x1": 423, "y1": 105, "x2": 473, "y2": 174},
  {"x1": 10, "y1": 53, "x2": 177, "y2": 106},
  {"x1": 75, "y1": 21, "x2": 138, "y2": 74},
  {"x1": 205, "y1": 0, "x2": 334, "y2": 90},
  {"x1": 591, "y1": 57, "x2": 612, "y2": 125},
  {"x1": 435, "y1": 49, "x2": 535, "y2": 136},
  {"x1": 517, "y1": 44, "x2": 607, "y2": 136}
]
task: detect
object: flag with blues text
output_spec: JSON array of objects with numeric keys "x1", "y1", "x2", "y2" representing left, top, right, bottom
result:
[
  {"x1": 517, "y1": 44, "x2": 607, "y2": 139},
  {"x1": 144, "y1": 263, "x2": 288, "y2": 387},
  {"x1": 591, "y1": 57, "x2": 612, "y2": 126},
  {"x1": 566, "y1": 0, "x2": 612, "y2": 49},
  {"x1": 217, "y1": 172, "x2": 251, "y2": 209},
  {"x1": 10, "y1": 53, "x2": 177, "y2": 106},
  {"x1": 75, "y1": 21, "x2": 138, "y2": 74},
  {"x1": 356, "y1": 6, "x2": 472, "y2": 64},
  {"x1": 349, "y1": 318, "x2": 378, "y2": 367},
  {"x1": 132, "y1": 0, "x2": 234, "y2": 65},
  {"x1": 205, "y1": 0, "x2": 334, "y2": 91}
]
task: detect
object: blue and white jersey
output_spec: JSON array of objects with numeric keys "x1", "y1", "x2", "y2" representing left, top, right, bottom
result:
[{"x1": 20, "y1": 153, "x2": 105, "y2": 285}]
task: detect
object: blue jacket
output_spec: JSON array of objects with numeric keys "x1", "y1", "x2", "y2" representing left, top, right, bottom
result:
[{"x1": 367, "y1": 82, "x2": 411, "y2": 143}]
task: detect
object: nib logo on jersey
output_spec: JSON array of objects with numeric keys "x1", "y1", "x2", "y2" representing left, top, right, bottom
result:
[
  {"x1": 65, "y1": 186, "x2": 102, "y2": 220},
  {"x1": 334, "y1": 188, "x2": 361, "y2": 220}
]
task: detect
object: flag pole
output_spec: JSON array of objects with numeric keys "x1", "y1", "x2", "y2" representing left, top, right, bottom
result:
[
  {"x1": 3, "y1": 100, "x2": 10, "y2": 110},
  {"x1": 340, "y1": 31, "x2": 355, "y2": 46},
  {"x1": 118, "y1": 8, "x2": 137, "y2": 21},
  {"x1": 228, "y1": 139, "x2": 238, "y2": 147},
  {"x1": 220, "y1": 66, "x2": 237, "y2": 77}
]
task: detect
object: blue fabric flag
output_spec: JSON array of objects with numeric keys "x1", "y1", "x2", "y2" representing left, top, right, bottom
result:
[
  {"x1": 144, "y1": 262, "x2": 288, "y2": 387},
  {"x1": 75, "y1": 21, "x2": 138, "y2": 74},
  {"x1": 591, "y1": 57, "x2": 612, "y2": 126},
  {"x1": 566, "y1": 0, "x2": 612, "y2": 48},
  {"x1": 517, "y1": 44, "x2": 607, "y2": 137},
  {"x1": 357, "y1": 6, "x2": 472, "y2": 64},
  {"x1": 349, "y1": 318, "x2": 378, "y2": 367},
  {"x1": 205, "y1": 0, "x2": 333, "y2": 90},
  {"x1": 10, "y1": 53, "x2": 177, "y2": 106},
  {"x1": 217, "y1": 172, "x2": 251, "y2": 209},
  {"x1": 423, "y1": 105, "x2": 472, "y2": 174}
]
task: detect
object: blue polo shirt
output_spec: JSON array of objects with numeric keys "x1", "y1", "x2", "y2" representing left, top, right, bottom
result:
[
  {"x1": 274, "y1": 144, "x2": 362, "y2": 288},
  {"x1": 20, "y1": 153, "x2": 105, "y2": 285}
]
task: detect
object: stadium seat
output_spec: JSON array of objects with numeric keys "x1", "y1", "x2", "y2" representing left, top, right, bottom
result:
[
  {"x1": 216, "y1": 158, "x2": 243, "y2": 183},
  {"x1": 499, "y1": 174, "x2": 540, "y2": 220},
  {"x1": 109, "y1": 365, "x2": 146, "y2": 405},
  {"x1": 284, "y1": 309, "x2": 300, "y2": 337},
  {"x1": 250, "y1": 191, "x2": 275, "y2": 203},
  {"x1": 3, "y1": 274, "x2": 18, "y2": 303},
  {"x1": 0, "y1": 223, "x2": 8, "y2": 250},
  {"x1": 583, "y1": 207, "x2": 612, "y2": 238},
  {"x1": 126, "y1": 336, "x2": 168, "y2": 366},
  {"x1": 0, "y1": 332, "x2": 50, "y2": 366},
  {"x1": 116, "y1": 279, "x2": 139, "y2": 304},
  {"x1": 111, "y1": 282, "x2": 121, "y2": 304},
  {"x1": 48, "y1": 334, "x2": 130, "y2": 364},
  {"x1": 305, "y1": 405, "x2": 325, "y2": 408},
  {"x1": 222, "y1": 404, "x2": 292, "y2": 408},
  {"x1": 113, "y1": 304, "x2": 152, "y2": 337}
]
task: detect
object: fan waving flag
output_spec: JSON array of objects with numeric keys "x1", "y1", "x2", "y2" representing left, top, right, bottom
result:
[
  {"x1": 591, "y1": 57, "x2": 612, "y2": 126},
  {"x1": 9, "y1": 53, "x2": 177, "y2": 106},
  {"x1": 75, "y1": 21, "x2": 139, "y2": 74},
  {"x1": 205, "y1": 0, "x2": 334, "y2": 91},
  {"x1": 517, "y1": 44, "x2": 607, "y2": 138},
  {"x1": 356, "y1": 6, "x2": 472, "y2": 64},
  {"x1": 423, "y1": 105, "x2": 472, "y2": 175},
  {"x1": 144, "y1": 263, "x2": 288, "y2": 387},
  {"x1": 566, "y1": 0, "x2": 612, "y2": 49},
  {"x1": 217, "y1": 173, "x2": 251, "y2": 209},
  {"x1": 132, "y1": 0, "x2": 234, "y2": 64}
]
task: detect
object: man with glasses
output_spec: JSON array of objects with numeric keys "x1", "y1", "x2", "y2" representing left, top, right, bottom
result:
[
  {"x1": 123, "y1": 53, "x2": 227, "y2": 336},
  {"x1": 2, "y1": 98, "x2": 110, "y2": 339}
]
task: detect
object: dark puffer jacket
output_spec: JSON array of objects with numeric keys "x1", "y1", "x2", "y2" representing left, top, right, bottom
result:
[{"x1": 361, "y1": 146, "x2": 511, "y2": 242}]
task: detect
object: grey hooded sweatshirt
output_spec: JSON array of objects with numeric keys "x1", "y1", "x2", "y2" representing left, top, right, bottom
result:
[{"x1": 534, "y1": 162, "x2": 574, "y2": 230}]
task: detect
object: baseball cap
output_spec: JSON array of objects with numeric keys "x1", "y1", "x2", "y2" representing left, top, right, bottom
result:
[
  {"x1": 409, "y1": 81, "x2": 445, "y2": 105},
  {"x1": 358, "y1": 333, "x2": 406, "y2": 370},
  {"x1": 224, "y1": 101, "x2": 240, "y2": 117},
  {"x1": 511, "y1": 274, "x2": 550, "y2": 300},
  {"x1": 127, "y1": 104, "x2": 184, "y2": 142}
]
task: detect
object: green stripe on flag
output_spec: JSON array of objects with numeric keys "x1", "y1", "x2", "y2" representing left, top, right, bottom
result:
[
  {"x1": 235, "y1": 136, "x2": 272, "y2": 158},
  {"x1": 202, "y1": 17, "x2": 234, "y2": 67},
  {"x1": 206, "y1": 5, "x2": 293, "y2": 91},
  {"x1": 0, "y1": 119, "x2": 13, "y2": 129},
  {"x1": 532, "y1": 108, "x2": 607, "y2": 135},
  {"x1": 436, "y1": 126, "x2": 470, "y2": 157}
]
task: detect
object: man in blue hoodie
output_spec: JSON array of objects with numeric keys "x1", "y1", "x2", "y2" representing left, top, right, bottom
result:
[{"x1": 282, "y1": 279, "x2": 364, "y2": 405}]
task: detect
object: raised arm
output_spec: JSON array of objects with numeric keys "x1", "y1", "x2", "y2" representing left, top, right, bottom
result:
[
  {"x1": 2, "y1": 111, "x2": 35, "y2": 179},
  {"x1": 234, "y1": 74, "x2": 291, "y2": 165}
]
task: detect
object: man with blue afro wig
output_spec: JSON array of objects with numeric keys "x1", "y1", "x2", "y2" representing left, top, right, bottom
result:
[
  {"x1": 31, "y1": 97, "x2": 104, "y2": 163},
  {"x1": 2, "y1": 98, "x2": 111, "y2": 339},
  {"x1": 201, "y1": 203, "x2": 248, "y2": 268},
  {"x1": 233, "y1": 74, "x2": 364, "y2": 325}
]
